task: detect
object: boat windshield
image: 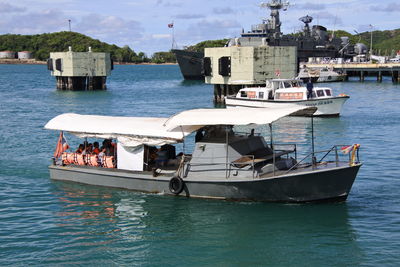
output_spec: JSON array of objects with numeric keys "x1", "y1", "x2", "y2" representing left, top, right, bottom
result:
[{"x1": 281, "y1": 80, "x2": 302, "y2": 88}]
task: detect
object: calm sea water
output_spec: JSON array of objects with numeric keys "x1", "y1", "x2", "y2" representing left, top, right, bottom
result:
[{"x1": 1, "y1": 64, "x2": 399, "y2": 266}]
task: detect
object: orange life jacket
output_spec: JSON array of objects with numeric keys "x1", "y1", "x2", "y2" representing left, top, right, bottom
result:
[
  {"x1": 62, "y1": 152, "x2": 74, "y2": 165},
  {"x1": 103, "y1": 156, "x2": 115, "y2": 168},
  {"x1": 87, "y1": 154, "x2": 99, "y2": 167},
  {"x1": 74, "y1": 153, "x2": 86, "y2": 165}
]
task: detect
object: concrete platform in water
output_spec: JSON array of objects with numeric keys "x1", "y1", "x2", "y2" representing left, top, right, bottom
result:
[{"x1": 45, "y1": 107, "x2": 362, "y2": 203}]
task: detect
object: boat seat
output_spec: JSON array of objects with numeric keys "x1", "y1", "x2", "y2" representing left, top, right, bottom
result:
[{"x1": 231, "y1": 151, "x2": 290, "y2": 168}]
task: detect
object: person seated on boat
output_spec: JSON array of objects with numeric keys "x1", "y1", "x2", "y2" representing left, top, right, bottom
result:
[
  {"x1": 75, "y1": 144, "x2": 84, "y2": 154},
  {"x1": 98, "y1": 147, "x2": 106, "y2": 166},
  {"x1": 148, "y1": 146, "x2": 158, "y2": 165},
  {"x1": 306, "y1": 79, "x2": 313, "y2": 99},
  {"x1": 195, "y1": 128, "x2": 204, "y2": 142},
  {"x1": 84, "y1": 143, "x2": 93, "y2": 155},
  {"x1": 92, "y1": 142, "x2": 100, "y2": 155},
  {"x1": 103, "y1": 139, "x2": 115, "y2": 156}
]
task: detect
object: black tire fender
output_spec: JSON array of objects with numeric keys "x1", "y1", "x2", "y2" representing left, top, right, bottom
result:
[{"x1": 169, "y1": 177, "x2": 184, "y2": 195}]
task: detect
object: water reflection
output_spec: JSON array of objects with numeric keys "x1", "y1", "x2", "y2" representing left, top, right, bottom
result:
[
  {"x1": 179, "y1": 79, "x2": 205, "y2": 87},
  {"x1": 51, "y1": 181, "x2": 362, "y2": 266}
]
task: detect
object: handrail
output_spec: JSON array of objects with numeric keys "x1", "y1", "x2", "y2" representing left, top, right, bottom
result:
[{"x1": 285, "y1": 145, "x2": 361, "y2": 174}]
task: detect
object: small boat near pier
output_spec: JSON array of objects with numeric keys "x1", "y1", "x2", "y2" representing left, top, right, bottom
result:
[
  {"x1": 225, "y1": 79, "x2": 349, "y2": 116},
  {"x1": 45, "y1": 107, "x2": 361, "y2": 202}
]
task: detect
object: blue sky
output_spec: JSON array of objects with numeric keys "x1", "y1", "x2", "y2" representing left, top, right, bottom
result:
[{"x1": 0, "y1": 0, "x2": 399, "y2": 55}]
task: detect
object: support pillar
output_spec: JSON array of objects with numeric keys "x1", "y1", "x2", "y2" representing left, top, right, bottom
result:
[
  {"x1": 378, "y1": 71, "x2": 382, "y2": 82},
  {"x1": 344, "y1": 71, "x2": 349, "y2": 81},
  {"x1": 360, "y1": 71, "x2": 365, "y2": 82}
]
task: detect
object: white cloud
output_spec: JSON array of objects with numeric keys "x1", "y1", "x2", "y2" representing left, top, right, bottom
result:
[
  {"x1": 75, "y1": 13, "x2": 144, "y2": 44},
  {"x1": 370, "y1": 2, "x2": 400, "y2": 12},
  {"x1": 152, "y1": 34, "x2": 171, "y2": 39},
  {"x1": 0, "y1": 9, "x2": 69, "y2": 34},
  {"x1": 0, "y1": 2, "x2": 26, "y2": 13}
]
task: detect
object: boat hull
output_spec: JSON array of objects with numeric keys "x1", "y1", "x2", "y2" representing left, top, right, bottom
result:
[
  {"x1": 172, "y1": 49, "x2": 204, "y2": 80},
  {"x1": 49, "y1": 163, "x2": 361, "y2": 203},
  {"x1": 225, "y1": 96, "x2": 349, "y2": 116}
]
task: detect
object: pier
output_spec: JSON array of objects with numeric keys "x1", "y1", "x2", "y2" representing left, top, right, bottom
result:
[
  {"x1": 205, "y1": 45, "x2": 297, "y2": 103},
  {"x1": 48, "y1": 47, "x2": 112, "y2": 90},
  {"x1": 304, "y1": 63, "x2": 400, "y2": 83}
]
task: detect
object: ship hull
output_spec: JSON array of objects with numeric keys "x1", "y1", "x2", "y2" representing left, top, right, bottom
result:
[{"x1": 172, "y1": 49, "x2": 204, "y2": 80}]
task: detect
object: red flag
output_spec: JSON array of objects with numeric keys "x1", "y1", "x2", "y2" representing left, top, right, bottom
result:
[
  {"x1": 54, "y1": 131, "x2": 69, "y2": 158},
  {"x1": 168, "y1": 23, "x2": 174, "y2": 28}
]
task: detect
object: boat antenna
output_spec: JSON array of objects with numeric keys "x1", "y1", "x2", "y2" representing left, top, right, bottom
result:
[{"x1": 269, "y1": 123, "x2": 276, "y2": 177}]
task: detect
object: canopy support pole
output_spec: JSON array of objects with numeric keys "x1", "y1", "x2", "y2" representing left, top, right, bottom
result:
[
  {"x1": 225, "y1": 126, "x2": 229, "y2": 179},
  {"x1": 270, "y1": 124, "x2": 275, "y2": 177},
  {"x1": 311, "y1": 115, "x2": 316, "y2": 168},
  {"x1": 180, "y1": 126, "x2": 186, "y2": 154}
]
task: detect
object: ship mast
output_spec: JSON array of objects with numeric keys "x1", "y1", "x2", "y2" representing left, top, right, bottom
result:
[{"x1": 260, "y1": 0, "x2": 290, "y2": 38}]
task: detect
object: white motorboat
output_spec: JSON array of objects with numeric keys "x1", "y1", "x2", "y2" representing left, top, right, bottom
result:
[
  {"x1": 45, "y1": 106, "x2": 362, "y2": 203},
  {"x1": 225, "y1": 79, "x2": 349, "y2": 116},
  {"x1": 298, "y1": 67, "x2": 346, "y2": 82}
]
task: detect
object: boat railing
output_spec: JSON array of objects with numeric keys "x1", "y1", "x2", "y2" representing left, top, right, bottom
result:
[
  {"x1": 285, "y1": 145, "x2": 361, "y2": 174},
  {"x1": 184, "y1": 144, "x2": 298, "y2": 179},
  {"x1": 272, "y1": 143, "x2": 297, "y2": 160},
  {"x1": 183, "y1": 155, "x2": 259, "y2": 179}
]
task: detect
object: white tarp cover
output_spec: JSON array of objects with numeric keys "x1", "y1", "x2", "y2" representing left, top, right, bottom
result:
[
  {"x1": 44, "y1": 113, "x2": 188, "y2": 147},
  {"x1": 45, "y1": 106, "x2": 315, "y2": 146},
  {"x1": 164, "y1": 106, "x2": 315, "y2": 132}
]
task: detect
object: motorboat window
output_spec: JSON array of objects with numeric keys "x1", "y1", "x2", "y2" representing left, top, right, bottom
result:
[
  {"x1": 276, "y1": 92, "x2": 304, "y2": 100},
  {"x1": 247, "y1": 91, "x2": 256, "y2": 98},
  {"x1": 283, "y1": 82, "x2": 292, "y2": 88},
  {"x1": 240, "y1": 91, "x2": 247, "y2": 98},
  {"x1": 259, "y1": 92, "x2": 264, "y2": 99},
  {"x1": 325, "y1": 89, "x2": 332, "y2": 96},
  {"x1": 317, "y1": 90, "x2": 325, "y2": 97}
]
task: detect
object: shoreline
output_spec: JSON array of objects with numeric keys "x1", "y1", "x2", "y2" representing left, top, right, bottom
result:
[{"x1": 0, "y1": 59, "x2": 177, "y2": 65}]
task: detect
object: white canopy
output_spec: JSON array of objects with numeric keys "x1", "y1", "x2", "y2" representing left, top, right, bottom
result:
[
  {"x1": 44, "y1": 113, "x2": 189, "y2": 147},
  {"x1": 164, "y1": 106, "x2": 315, "y2": 132},
  {"x1": 45, "y1": 106, "x2": 315, "y2": 147}
]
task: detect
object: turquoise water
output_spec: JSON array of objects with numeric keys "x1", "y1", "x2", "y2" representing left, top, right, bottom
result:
[{"x1": 0, "y1": 64, "x2": 399, "y2": 266}]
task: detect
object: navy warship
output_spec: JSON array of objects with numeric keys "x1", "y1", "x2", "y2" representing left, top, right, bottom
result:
[{"x1": 173, "y1": 0, "x2": 356, "y2": 80}]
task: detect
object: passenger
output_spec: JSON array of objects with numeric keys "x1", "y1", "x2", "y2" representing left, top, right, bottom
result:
[
  {"x1": 75, "y1": 144, "x2": 84, "y2": 154},
  {"x1": 195, "y1": 129, "x2": 204, "y2": 142},
  {"x1": 306, "y1": 79, "x2": 313, "y2": 99},
  {"x1": 98, "y1": 147, "x2": 106, "y2": 166},
  {"x1": 92, "y1": 142, "x2": 100, "y2": 155},
  {"x1": 85, "y1": 143, "x2": 93, "y2": 154},
  {"x1": 103, "y1": 139, "x2": 115, "y2": 156}
]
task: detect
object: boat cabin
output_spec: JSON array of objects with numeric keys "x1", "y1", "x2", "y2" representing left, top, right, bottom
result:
[{"x1": 234, "y1": 79, "x2": 333, "y2": 101}]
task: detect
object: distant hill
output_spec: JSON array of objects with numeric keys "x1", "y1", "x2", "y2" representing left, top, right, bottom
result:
[{"x1": 0, "y1": 31, "x2": 149, "y2": 63}]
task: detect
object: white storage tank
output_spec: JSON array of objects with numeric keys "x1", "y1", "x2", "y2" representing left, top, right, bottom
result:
[
  {"x1": 17, "y1": 51, "x2": 33, "y2": 59},
  {"x1": 0, "y1": 51, "x2": 16, "y2": 59}
]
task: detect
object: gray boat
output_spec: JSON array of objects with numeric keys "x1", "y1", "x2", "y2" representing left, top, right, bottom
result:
[
  {"x1": 45, "y1": 106, "x2": 362, "y2": 202},
  {"x1": 173, "y1": 0, "x2": 359, "y2": 80}
]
